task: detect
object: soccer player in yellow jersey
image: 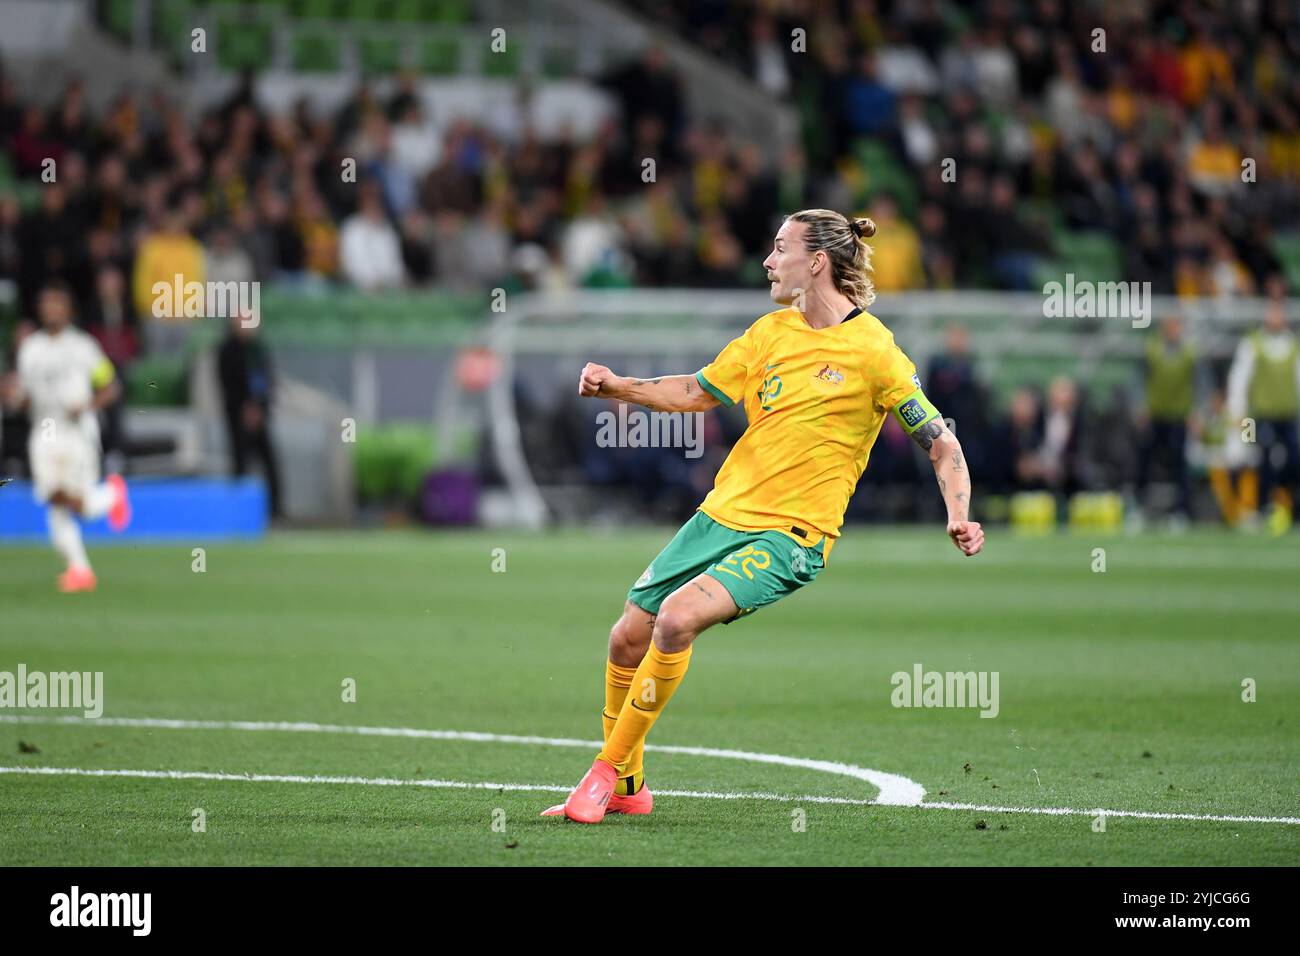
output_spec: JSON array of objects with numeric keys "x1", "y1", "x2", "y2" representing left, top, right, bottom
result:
[{"x1": 542, "y1": 209, "x2": 984, "y2": 823}]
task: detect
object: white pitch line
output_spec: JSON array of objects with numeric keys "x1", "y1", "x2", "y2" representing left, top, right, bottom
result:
[
  {"x1": 917, "y1": 801, "x2": 1300, "y2": 826},
  {"x1": 2, "y1": 766, "x2": 1298, "y2": 824},
  {"x1": 3, "y1": 714, "x2": 1297, "y2": 825},
  {"x1": 0, "y1": 766, "x2": 874, "y2": 807},
  {"x1": 0, "y1": 714, "x2": 924, "y2": 806}
]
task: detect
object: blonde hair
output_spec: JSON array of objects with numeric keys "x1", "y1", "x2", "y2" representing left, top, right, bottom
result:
[{"x1": 786, "y1": 208, "x2": 877, "y2": 307}]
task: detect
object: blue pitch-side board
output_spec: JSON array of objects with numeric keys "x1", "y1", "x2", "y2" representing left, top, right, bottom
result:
[{"x1": 0, "y1": 478, "x2": 268, "y2": 541}]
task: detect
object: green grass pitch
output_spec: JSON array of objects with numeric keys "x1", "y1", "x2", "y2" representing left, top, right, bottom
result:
[{"x1": 0, "y1": 527, "x2": 1297, "y2": 866}]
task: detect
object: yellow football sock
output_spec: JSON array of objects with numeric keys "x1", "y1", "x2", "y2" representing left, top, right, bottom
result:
[
  {"x1": 599, "y1": 643, "x2": 693, "y2": 775},
  {"x1": 1209, "y1": 467, "x2": 1238, "y2": 525},
  {"x1": 1240, "y1": 468, "x2": 1259, "y2": 515},
  {"x1": 603, "y1": 659, "x2": 644, "y2": 796}
]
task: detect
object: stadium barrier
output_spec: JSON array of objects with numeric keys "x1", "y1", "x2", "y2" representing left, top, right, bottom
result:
[{"x1": 0, "y1": 477, "x2": 268, "y2": 541}]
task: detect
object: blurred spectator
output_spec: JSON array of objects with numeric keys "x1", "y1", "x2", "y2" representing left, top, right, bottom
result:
[
  {"x1": 926, "y1": 324, "x2": 984, "y2": 426},
  {"x1": 204, "y1": 224, "x2": 256, "y2": 288},
  {"x1": 897, "y1": 95, "x2": 939, "y2": 166},
  {"x1": 562, "y1": 193, "x2": 626, "y2": 284},
  {"x1": 1000, "y1": 387, "x2": 1043, "y2": 492},
  {"x1": 844, "y1": 52, "x2": 897, "y2": 136},
  {"x1": 85, "y1": 264, "x2": 138, "y2": 369},
  {"x1": 1138, "y1": 316, "x2": 1197, "y2": 519},
  {"x1": 863, "y1": 193, "x2": 922, "y2": 291},
  {"x1": 1040, "y1": 376, "x2": 1085, "y2": 496},
  {"x1": 985, "y1": 175, "x2": 1050, "y2": 289},
  {"x1": 1227, "y1": 299, "x2": 1300, "y2": 522},
  {"x1": 339, "y1": 182, "x2": 405, "y2": 291},
  {"x1": 84, "y1": 264, "x2": 136, "y2": 469},
  {"x1": 0, "y1": 194, "x2": 19, "y2": 284},
  {"x1": 218, "y1": 312, "x2": 282, "y2": 518},
  {"x1": 296, "y1": 190, "x2": 340, "y2": 281},
  {"x1": 132, "y1": 206, "x2": 204, "y2": 320},
  {"x1": 399, "y1": 209, "x2": 435, "y2": 283},
  {"x1": 18, "y1": 181, "x2": 86, "y2": 315},
  {"x1": 390, "y1": 94, "x2": 442, "y2": 181},
  {"x1": 1206, "y1": 235, "x2": 1254, "y2": 299},
  {"x1": 600, "y1": 47, "x2": 685, "y2": 166},
  {"x1": 749, "y1": 15, "x2": 793, "y2": 98},
  {"x1": 255, "y1": 191, "x2": 306, "y2": 281}
]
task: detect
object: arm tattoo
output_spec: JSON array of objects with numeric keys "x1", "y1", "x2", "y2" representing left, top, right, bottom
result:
[
  {"x1": 684, "y1": 378, "x2": 694, "y2": 395},
  {"x1": 910, "y1": 419, "x2": 944, "y2": 452},
  {"x1": 952, "y1": 448, "x2": 964, "y2": 472}
]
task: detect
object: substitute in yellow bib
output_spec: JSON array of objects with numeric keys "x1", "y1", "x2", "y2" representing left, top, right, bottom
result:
[{"x1": 543, "y1": 209, "x2": 985, "y2": 824}]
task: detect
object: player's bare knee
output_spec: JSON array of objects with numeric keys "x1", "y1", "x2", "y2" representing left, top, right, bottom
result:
[
  {"x1": 651, "y1": 606, "x2": 698, "y2": 653},
  {"x1": 609, "y1": 606, "x2": 652, "y2": 665}
]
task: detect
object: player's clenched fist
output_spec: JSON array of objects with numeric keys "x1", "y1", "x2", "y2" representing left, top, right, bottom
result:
[
  {"x1": 578, "y1": 362, "x2": 615, "y2": 397},
  {"x1": 947, "y1": 520, "x2": 984, "y2": 556}
]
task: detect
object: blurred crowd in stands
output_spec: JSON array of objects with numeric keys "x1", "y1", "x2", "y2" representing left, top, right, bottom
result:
[
  {"x1": 644, "y1": 0, "x2": 1300, "y2": 294},
  {"x1": 3, "y1": 0, "x2": 1300, "y2": 325},
  {"x1": 2, "y1": 0, "x2": 1299, "y2": 526}
]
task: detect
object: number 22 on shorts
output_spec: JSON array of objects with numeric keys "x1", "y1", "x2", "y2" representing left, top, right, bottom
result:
[{"x1": 714, "y1": 545, "x2": 771, "y2": 580}]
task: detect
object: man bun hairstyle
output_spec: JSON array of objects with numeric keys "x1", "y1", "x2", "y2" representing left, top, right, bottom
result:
[
  {"x1": 787, "y1": 208, "x2": 877, "y2": 307},
  {"x1": 848, "y1": 217, "x2": 876, "y2": 239}
]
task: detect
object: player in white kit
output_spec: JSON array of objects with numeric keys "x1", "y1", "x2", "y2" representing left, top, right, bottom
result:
[{"x1": 6, "y1": 281, "x2": 131, "y2": 592}]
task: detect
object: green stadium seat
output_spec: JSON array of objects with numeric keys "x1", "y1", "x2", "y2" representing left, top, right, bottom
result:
[
  {"x1": 853, "y1": 138, "x2": 919, "y2": 217},
  {"x1": 217, "y1": 16, "x2": 275, "y2": 71},
  {"x1": 1270, "y1": 233, "x2": 1300, "y2": 293},
  {"x1": 1018, "y1": 198, "x2": 1064, "y2": 237},
  {"x1": 340, "y1": 0, "x2": 385, "y2": 20},
  {"x1": 419, "y1": 36, "x2": 461, "y2": 74},
  {"x1": 15, "y1": 181, "x2": 42, "y2": 214},
  {"x1": 483, "y1": 39, "x2": 521, "y2": 77},
  {"x1": 854, "y1": 138, "x2": 892, "y2": 170},
  {"x1": 392, "y1": 0, "x2": 435, "y2": 22},
  {"x1": 292, "y1": 30, "x2": 342, "y2": 72},
  {"x1": 296, "y1": 0, "x2": 340, "y2": 19},
  {"x1": 359, "y1": 33, "x2": 403, "y2": 74},
  {"x1": 106, "y1": 0, "x2": 135, "y2": 41},
  {"x1": 1051, "y1": 231, "x2": 1122, "y2": 283},
  {"x1": 542, "y1": 44, "x2": 577, "y2": 79},
  {"x1": 430, "y1": 0, "x2": 471, "y2": 24},
  {"x1": 154, "y1": 0, "x2": 197, "y2": 65}
]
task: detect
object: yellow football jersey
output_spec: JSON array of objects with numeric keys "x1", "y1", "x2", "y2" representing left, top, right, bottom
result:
[{"x1": 694, "y1": 306, "x2": 939, "y2": 555}]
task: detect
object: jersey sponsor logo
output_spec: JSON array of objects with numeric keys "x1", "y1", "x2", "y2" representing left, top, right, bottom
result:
[
  {"x1": 634, "y1": 563, "x2": 654, "y2": 588},
  {"x1": 898, "y1": 397, "x2": 929, "y2": 428},
  {"x1": 813, "y1": 364, "x2": 845, "y2": 386}
]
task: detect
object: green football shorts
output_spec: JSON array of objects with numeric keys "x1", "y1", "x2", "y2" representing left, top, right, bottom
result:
[{"x1": 627, "y1": 511, "x2": 826, "y2": 623}]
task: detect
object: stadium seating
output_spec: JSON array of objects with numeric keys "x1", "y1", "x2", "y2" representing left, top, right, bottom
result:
[
  {"x1": 292, "y1": 29, "x2": 342, "y2": 72},
  {"x1": 1272, "y1": 233, "x2": 1300, "y2": 292}
]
